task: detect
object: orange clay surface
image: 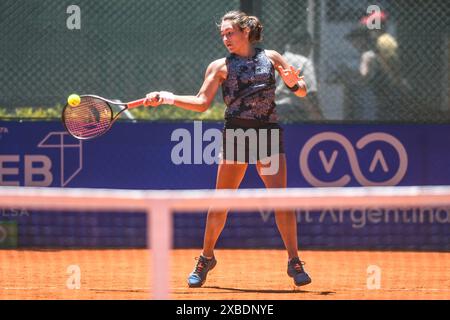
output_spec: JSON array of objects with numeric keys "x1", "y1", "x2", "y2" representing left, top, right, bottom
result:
[{"x1": 0, "y1": 249, "x2": 448, "y2": 300}]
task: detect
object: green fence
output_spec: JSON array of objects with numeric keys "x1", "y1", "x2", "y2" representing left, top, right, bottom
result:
[{"x1": 1, "y1": 0, "x2": 449, "y2": 122}]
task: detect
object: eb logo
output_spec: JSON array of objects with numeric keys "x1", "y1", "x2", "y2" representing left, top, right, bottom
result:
[{"x1": 299, "y1": 132, "x2": 408, "y2": 187}]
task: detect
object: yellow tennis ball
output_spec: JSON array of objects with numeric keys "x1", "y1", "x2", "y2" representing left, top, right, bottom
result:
[{"x1": 68, "y1": 94, "x2": 81, "y2": 107}]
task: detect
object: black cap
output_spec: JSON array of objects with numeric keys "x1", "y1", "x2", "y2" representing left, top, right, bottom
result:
[{"x1": 344, "y1": 25, "x2": 370, "y2": 40}]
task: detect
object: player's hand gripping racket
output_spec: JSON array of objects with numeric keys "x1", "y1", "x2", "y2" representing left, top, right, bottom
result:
[{"x1": 62, "y1": 95, "x2": 148, "y2": 140}]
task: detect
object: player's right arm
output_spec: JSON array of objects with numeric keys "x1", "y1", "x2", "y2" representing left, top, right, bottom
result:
[{"x1": 144, "y1": 58, "x2": 226, "y2": 112}]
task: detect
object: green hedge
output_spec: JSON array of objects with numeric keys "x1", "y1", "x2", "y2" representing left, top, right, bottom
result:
[{"x1": 0, "y1": 103, "x2": 226, "y2": 122}]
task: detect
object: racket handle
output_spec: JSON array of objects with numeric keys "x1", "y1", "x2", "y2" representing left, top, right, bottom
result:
[{"x1": 127, "y1": 98, "x2": 146, "y2": 109}]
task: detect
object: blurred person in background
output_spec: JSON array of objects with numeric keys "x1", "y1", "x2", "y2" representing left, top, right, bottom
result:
[
  {"x1": 359, "y1": 10, "x2": 414, "y2": 121},
  {"x1": 275, "y1": 31, "x2": 323, "y2": 122},
  {"x1": 329, "y1": 25, "x2": 378, "y2": 120}
]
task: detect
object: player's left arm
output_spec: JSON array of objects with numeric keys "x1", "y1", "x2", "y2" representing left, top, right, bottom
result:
[{"x1": 266, "y1": 49, "x2": 307, "y2": 98}]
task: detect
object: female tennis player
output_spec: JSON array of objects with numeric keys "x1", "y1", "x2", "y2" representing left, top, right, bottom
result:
[{"x1": 144, "y1": 11, "x2": 311, "y2": 288}]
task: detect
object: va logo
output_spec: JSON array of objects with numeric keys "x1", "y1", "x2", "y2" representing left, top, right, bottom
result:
[{"x1": 299, "y1": 132, "x2": 408, "y2": 187}]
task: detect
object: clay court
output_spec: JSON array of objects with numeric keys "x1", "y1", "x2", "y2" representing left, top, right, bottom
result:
[{"x1": 0, "y1": 249, "x2": 448, "y2": 300}]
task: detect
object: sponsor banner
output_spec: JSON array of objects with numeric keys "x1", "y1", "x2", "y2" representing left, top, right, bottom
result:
[{"x1": 0, "y1": 121, "x2": 449, "y2": 249}]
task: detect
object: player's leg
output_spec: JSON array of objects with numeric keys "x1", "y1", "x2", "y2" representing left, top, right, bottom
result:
[
  {"x1": 187, "y1": 161, "x2": 248, "y2": 287},
  {"x1": 256, "y1": 154, "x2": 311, "y2": 286},
  {"x1": 202, "y1": 161, "x2": 248, "y2": 257},
  {"x1": 256, "y1": 154, "x2": 298, "y2": 257}
]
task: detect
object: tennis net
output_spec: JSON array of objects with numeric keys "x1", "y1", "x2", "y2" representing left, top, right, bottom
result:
[{"x1": 0, "y1": 186, "x2": 449, "y2": 300}]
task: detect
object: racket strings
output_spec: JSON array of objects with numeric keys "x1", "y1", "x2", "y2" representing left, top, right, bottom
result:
[{"x1": 64, "y1": 97, "x2": 112, "y2": 139}]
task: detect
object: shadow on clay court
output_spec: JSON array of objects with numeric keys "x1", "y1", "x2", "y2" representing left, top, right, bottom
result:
[{"x1": 203, "y1": 286, "x2": 336, "y2": 296}]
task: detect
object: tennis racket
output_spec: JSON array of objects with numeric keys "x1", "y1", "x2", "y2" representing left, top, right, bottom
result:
[{"x1": 62, "y1": 94, "x2": 150, "y2": 140}]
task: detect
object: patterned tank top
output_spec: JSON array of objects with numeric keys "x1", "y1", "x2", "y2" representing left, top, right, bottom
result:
[{"x1": 221, "y1": 48, "x2": 277, "y2": 123}]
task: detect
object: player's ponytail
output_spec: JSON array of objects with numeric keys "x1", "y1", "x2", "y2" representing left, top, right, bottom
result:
[{"x1": 221, "y1": 11, "x2": 264, "y2": 44}]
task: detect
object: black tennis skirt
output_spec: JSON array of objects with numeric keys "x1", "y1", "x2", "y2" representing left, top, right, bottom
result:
[{"x1": 220, "y1": 118, "x2": 285, "y2": 163}]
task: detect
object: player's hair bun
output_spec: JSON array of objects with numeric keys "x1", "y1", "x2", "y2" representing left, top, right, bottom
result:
[
  {"x1": 221, "y1": 11, "x2": 264, "y2": 44},
  {"x1": 247, "y1": 15, "x2": 263, "y2": 44}
]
